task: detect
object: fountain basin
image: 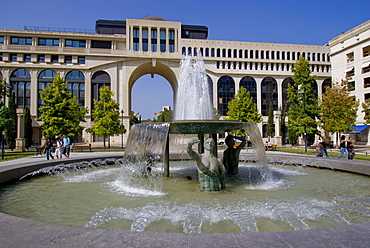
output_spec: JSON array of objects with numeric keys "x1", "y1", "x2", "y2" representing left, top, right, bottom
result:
[
  {"x1": 0, "y1": 153, "x2": 369, "y2": 247},
  {"x1": 169, "y1": 120, "x2": 245, "y2": 134}
]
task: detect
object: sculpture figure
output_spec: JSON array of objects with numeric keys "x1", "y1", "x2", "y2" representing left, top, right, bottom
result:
[
  {"x1": 187, "y1": 137, "x2": 225, "y2": 191},
  {"x1": 223, "y1": 135, "x2": 246, "y2": 175}
]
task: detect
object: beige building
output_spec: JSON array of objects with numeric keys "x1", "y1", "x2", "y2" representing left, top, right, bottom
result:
[
  {"x1": 0, "y1": 16, "x2": 331, "y2": 145},
  {"x1": 329, "y1": 20, "x2": 370, "y2": 144}
]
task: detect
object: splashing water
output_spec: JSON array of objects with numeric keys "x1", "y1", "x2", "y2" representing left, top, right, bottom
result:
[{"x1": 174, "y1": 50, "x2": 214, "y2": 120}]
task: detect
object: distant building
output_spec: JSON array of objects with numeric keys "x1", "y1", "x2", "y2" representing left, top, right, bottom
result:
[
  {"x1": 0, "y1": 15, "x2": 332, "y2": 145},
  {"x1": 329, "y1": 20, "x2": 370, "y2": 144}
]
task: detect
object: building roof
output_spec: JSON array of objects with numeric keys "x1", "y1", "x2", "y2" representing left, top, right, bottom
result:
[{"x1": 140, "y1": 15, "x2": 166, "y2": 21}]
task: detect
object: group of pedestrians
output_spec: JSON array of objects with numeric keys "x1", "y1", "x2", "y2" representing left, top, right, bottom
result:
[
  {"x1": 316, "y1": 135, "x2": 355, "y2": 159},
  {"x1": 44, "y1": 134, "x2": 71, "y2": 160}
]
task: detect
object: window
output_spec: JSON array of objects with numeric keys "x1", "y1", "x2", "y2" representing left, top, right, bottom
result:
[
  {"x1": 261, "y1": 77, "x2": 278, "y2": 116},
  {"x1": 91, "y1": 40, "x2": 111, "y2": 49},
  {"x1": 133, "y1": 28, "x2": 139, "y2": 51},
  {"x1": 66, "y1": 70, "x2": 85, "y2": 108},
  {"x1": 0, "y1": 36, "x2": 4, "y2": 44},
  {"x1": 169, "y1": 30, "x2": 175, "y2": 53},
  {"x1": 240, "y1": 76, "x2": 257, "y2": 104},
  {"x1": 151, "y1": 29, "x2": 157, "y2": 52},
  {"x1": 205, "y1": 48, "x2": 209, "y2": 57},
  {"x1": 65, "y1": 56, "x2": 72, "y2": 64},
  {"x1": 363, "y1": 45, "x2": 370, "y2": 57},
  {"x1": 65, "y1": 39, "x2": 86, "y2": 48},
  {"x1": 38, "y1": 38, "x2": 59, "y2": 47},
  {"x1": 348, "y1": 81, "x2": 355, "y2": 91},
  {"x1": 142, "y1": 28, "x2": 148, "y2": 52},
  {"x1": 160, "y1": 29, "x2": 166, "y2": 52},
  {"x1": 10, "y1": 69, "x2": 31, "y2": 108},
  {"x1": 38, "y1": 55, "x2": 45, "y2": 62},
  {"x1": 217, "y1": 76, "x2": 235, "y2": 116},
  {"x1": 0, "y1": 53, "x2": 2, "y2": 61},
  {"x1": 211, "y1": 48, "x2": 215, "y2": 57},
  {"x1": 92, "y1": 71, "x2": 111, "y2": 111},
  {"x1": 78, "y1": 56, "x2": 85, "y2": 64},
  {"x1": 38, "y1": 69, "x2": 57, "y2": 116},
  {"x1": 347, "y1": 52, "x2": 354, "y2": 62},
  {"x1": 364, "y1": 77, "x2": 370, "y2": 88},
  {"x1": 11, "y1": 37, "x2": 32, "y2": 46},
  {"x1": 51, "y1": 55, "x2": 59, "y2": 63},
  {"x1": 10, "y1": 54, "x2": 17, "y2": 61},
  {"x1": 23, "y1": 54, "x2": 31, "y2": 62}
]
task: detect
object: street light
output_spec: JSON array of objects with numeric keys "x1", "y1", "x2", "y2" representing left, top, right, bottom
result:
[{"x1": 121, "y1": 110, "x2": 124, "y2": 149}]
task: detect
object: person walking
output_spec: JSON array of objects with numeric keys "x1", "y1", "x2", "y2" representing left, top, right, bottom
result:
[
  {"x1": 347, "y1": 136, "x2": 355, "y2": 160},
  {"x1": 62, "y1": 134, "x2": 71, "y2": 158},
  {"x1": 45, "y1": 138, "x2": 54, "y2": 160},
  {"x1": 337, "y1": 135, "x2": 349, "y2": 159},
  {"x1": 55, "y1": 137, "x2": 64, "y2": 159}
]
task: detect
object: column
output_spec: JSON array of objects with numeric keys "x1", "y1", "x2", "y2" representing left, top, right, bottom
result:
[{"x1": 15, "y1": 109, "x2": 25, "y2": 152}]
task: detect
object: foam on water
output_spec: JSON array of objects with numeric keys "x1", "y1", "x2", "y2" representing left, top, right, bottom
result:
[{"x1": 106, "y1": 180, "x2": 166, "y2": 197}]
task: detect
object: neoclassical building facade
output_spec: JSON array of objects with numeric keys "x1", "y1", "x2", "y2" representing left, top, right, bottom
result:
[{"x1": 0, "y1": 16, "x2": 332, "y2": 145}]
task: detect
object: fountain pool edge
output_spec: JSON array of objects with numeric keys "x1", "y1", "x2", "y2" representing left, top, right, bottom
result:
[{"x1": 0, "y1": 152, "x2": 369, "y2": 247}]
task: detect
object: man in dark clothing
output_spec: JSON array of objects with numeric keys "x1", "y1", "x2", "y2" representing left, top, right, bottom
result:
[{"x1": 45, "y1": 138, "x2": 54, "y2": 160}]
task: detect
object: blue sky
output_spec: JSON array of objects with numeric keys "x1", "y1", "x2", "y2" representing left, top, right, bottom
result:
[{"x1": 1, "y1": 0, "x2": 369, "y2": 119}]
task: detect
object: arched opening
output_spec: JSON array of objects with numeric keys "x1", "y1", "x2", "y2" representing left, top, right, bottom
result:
[
  {"x1": 217, "y1": 76, "x2": 235, "y2": 116},
  {"x1": 38, "y1": 69, "x2": 57, "y2": 117},
  {"x1": 132, "y1": 75, "x2": 173, "y2": 121},
  {"x1": 10, "y1": 68, "x2": 31, "y2": 109},
  {"x1": 322, "y1": 78, "x2": 332, "y2": 95},
  {"x1": 239, "y1": 76, "x2": 257, "y2": 104},
  {"x1": 129, "y1": 62, "x2": 177, "y2": 122},
  {"x1": 282, "y1": 77, "x2": 294, "y2": 111}
]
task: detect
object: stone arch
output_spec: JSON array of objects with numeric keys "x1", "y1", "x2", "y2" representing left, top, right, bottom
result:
[{"x1": 128, "y1": 61, "x2": 178, "y2": 114}]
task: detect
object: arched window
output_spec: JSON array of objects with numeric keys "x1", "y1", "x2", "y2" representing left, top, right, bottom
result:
[
  {"x1": 217, "y1": 48, "x2": 220, "y2": 57},
  {"x1": 322, "y1": 53, "x2": 325, "y2": 62},
  {"x1": 292, "y1": 52, "x2": 296, "y2": 60},
  {"x1": 282, "y1": 51, "x2": 285, "y2": 60},
  {"x1": 205, "y1": 48, "x2": 209, "y2": 57},
  {"x1": 217, "y1": 76, "x2": 235, "y2": 116},
  {"x1": 200, "y1": 48, "x2": 204, "y2": 56},
  {"x1": 255, "y1": 50, "x2": 259, "y2": 59},
  {"x1": 322, "y1": 78, "x2": 332, "y2": 95},
  {"x1": 312, "y1": 53, "x2": 316, "y2": 61},
  {"x1": 193, "y1": 47, "x2": 198, "y2": 56},
  {"x1": 211, "y1": 48, "x2": 215, "y2": 57},
  {"x1": 239, "y1": 49, "x2": 243, "y2": 58},
  {"x1": 266, "y1": 51, "x2": 270, "y2": 59},
  {"x1": 239, "y1": 76, "x2": 257, "y2": 105},
  {"x1": 271, "y1": 51, "x2": 275, "y2": 60},
  {"x1": 222, "y1": 49, "x2": 226, "y2": 58},
  {"x1": 261, "y1": 50, "x2": 264, "y2": 59},
  {"x1": 244, "y1": 50, "x2": 248, "y2": 58},
  {"x1": 287, "y1": 52, "x2": 290, "y2": 60},
  {"x1": 282, "y1": 77, "x2": 294, "y2": 111},
  {"x1": 10, "y1": 68, "x2": 31, "y2": 108},
  {"x1": 187, "y1": 47, "x2": 192, "y2": 55},
  {"x1": 233, "y1": 49, "x2": 237, "y2": 58},
  {"x1": 66, "y1": 70, "x2": 85, "y2": 108},
  {"x1": 276, "y1": 51, "x2": 280, "y2": 60},
  {"x1": 227, "y1": 49, "x2": 231, "y2": 58},
  {"x1": 92, "y1": 71, "x2": 111, "y2": 111},
  {"x1": 182, "y1": 47, "x2": 186, "y2": 55},
  {"x1": 261, "y1": 77, "x2": 278, "y2": 116},
  {"x1": 250, "y1": 50, "x2": 254, "y2": 59},
  {"x1": 38, "y1": 69, "x2": 57, "y2": 117}
]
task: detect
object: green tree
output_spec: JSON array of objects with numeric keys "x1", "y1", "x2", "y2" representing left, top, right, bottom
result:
[
  {"x1": 321, "y1": 80, "x2": 359, "y2": 146},
  {"x1": 39, "y1": 74, "x2": 88, "y2": 139},
  {"x1": 362, "y1": 99, "x2": 370, "y2": 124},
  {"x1": 86, "y1": 86, "x2": 125, "y2": 148},
  {"x1": 24, "y1": 106, "x2": 33, "y2": 150},
  {"x1": 266, "y1": 101, "x2": 274, "y2": 141},
  {"x1": 279, "y1": 106, "x2": 288, "y2": 145},
  {"x1": 156, "y1": 109, "x2": 173, "y2": 122},
  {"x1": 5, "y1": 91, "x2": 16, "y2": 150},
  {"x1": 226, "y1": 86, "x2": 262, "y2": 135},
  {"x1": 287, "y1": 56, "x2": 320, "y2": 146}
]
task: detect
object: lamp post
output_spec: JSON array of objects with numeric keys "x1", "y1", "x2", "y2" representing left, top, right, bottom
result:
[{"x1": 121, "y1": 110, "x2": 124, "y2": 149}]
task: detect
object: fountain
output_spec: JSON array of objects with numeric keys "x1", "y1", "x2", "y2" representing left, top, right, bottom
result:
[{"x1": 0, "y1": 51, "x2": 369, "y2": 241}]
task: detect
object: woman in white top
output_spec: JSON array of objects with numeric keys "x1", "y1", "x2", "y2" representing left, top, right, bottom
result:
[{"x1": 55, "y1": 137, "x2": 64, "y2": 159}]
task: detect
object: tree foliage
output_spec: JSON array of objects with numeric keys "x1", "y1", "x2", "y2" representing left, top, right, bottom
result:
[
  {"x1": 86, "y1": 86, "x2": 126, "y2": 144},
  {"x1": 156, "y1": 109, "x2": 173, "y2": 122},
  {"x1": 24, "y1": 106, "x2": 33, "y2": 149},
  {"x1": 39, "y1": 74, "x2": 88, "y2": 138},
  {"x1": 362, "y1": 99, "x2": 370, "y2": 124},
  {"x1": 5, "y1": 91, "x2": 16, "y2": 150},
  {"x1": 320, "y1": 80, "x2": 359, "y2": 135},
  {"x1": 266, "y1": 101, "x2": 274, "y2": 140},
  {"x1": 287, "y1": 56, "x2": 320, "y2": 145},
  {"x1": 226, "y1": 86, "x2": 262, "y2": 135}
]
